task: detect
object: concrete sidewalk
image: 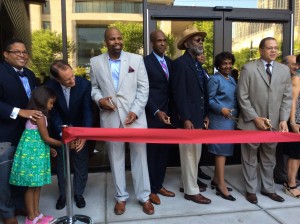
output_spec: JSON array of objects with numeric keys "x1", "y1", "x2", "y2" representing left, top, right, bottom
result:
[{"x1": 6, "y1": 165, "x2": 300, "y2": 224}]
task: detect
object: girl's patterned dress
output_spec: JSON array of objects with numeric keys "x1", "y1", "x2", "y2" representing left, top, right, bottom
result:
[{"x1": 9, "y1": 117, "x2": 51, "y2": 187}]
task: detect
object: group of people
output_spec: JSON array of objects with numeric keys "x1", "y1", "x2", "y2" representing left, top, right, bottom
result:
[{"x1": 1, "y1": 25, "x2": 300, "y2": 224}]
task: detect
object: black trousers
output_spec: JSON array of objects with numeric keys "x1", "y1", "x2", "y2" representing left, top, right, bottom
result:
[
  {"x1": 147, "y1": 143, "x2": 170, "y2": 194},
  {"x1": 56, "y1": 145, "x2": 89, "y2": 197}
]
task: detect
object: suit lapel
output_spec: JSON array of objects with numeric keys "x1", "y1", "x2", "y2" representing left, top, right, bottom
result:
[
  {"x1": 4, "y1": 63, "x2": 30, "y2": 97},
  {"x1": 257, "y1": 60, "x2": 270, "y2": 87},
  {"x1": 117, "y1": 52, "x2": 128, "y2": 91},
  {"x1": 55, "y1": 82, "x2": 69, "y2": 112},
  {"x1": 184, "y1": 52, "x2": 203, "y2": 90},
  {"x1": 100, "y1": 54, "x2": 115, "y2": 91}
]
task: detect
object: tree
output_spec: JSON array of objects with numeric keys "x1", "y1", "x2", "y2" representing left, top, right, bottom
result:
[
  {"x1": 29, "y1": 29, "x2": 74, "y2": 79},
  {"x1": 101, "y1": 22, "x2": 143, "y2": 54},
  {"x1": 101, "y1": 22, "x2": 176, "y2": 58}
]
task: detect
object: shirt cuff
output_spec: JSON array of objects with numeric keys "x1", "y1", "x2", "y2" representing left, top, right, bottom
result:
[
  {"x1": 10, "y1": 107, "x2": 20, "y2": 119},
  {"x1": 154, "y1": 109, "x2": 160, "y2": 116}
]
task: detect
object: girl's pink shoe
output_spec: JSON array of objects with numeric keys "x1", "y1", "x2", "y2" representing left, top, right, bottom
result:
[
  {"x1": 38, "y1": 213, "x2": 54, "y2": 222},
  {"x1": 25, "y1": 216, "x2": 48, "y2": 224}
]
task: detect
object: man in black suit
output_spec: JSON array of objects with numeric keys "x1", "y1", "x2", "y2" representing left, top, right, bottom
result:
[
  {"x1": 47, "y1": 60, "x2": 93, "y2": 210},
  {"x1": 0, "y1": 39, "x2": 42, "y2": 224},
  {"x1": 171, "y1": 26, "x2": 211, "y2": 204},
  {"x1": 144, "y1": 30, "x2": 175, "y2": 205}
]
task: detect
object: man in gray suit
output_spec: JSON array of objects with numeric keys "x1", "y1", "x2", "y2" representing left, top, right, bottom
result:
[
  {"x1": 90, "y1": 27, "x2": 154, "y2": 215},
  {"x1": 237, "y1": 37, "x2": 292, "y2": 204}
]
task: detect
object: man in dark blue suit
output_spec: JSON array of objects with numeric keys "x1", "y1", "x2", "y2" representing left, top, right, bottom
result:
[
  {"x1": 47, "y1": 60, "x2": 93, "y2": 210},
  {"x1": 144, "y1": 30, "x2": 175, "y2": 205},
  {"x1": 171, "y1": 26, "x2": 211, "y2": 204},
  {"x1": 0, "y1": 39, "x2": 42, "y2": 224}
]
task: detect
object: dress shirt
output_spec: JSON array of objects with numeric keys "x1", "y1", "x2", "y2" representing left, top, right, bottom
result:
[{"x1": 109, "y1": 57, "x2": 121, "y2": 91}]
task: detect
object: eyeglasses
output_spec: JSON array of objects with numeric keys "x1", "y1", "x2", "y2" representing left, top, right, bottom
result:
[
  {"x1": 7, "y1": 50, "x2": 29, "y2": 56},
  {"x1": 193, "y1": 37, "x2": 204, "y2": 43}
]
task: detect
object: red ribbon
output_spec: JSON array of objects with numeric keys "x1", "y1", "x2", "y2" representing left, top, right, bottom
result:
[{"x1": 62, "y1": 127, "x2": 300, "y2": 144}]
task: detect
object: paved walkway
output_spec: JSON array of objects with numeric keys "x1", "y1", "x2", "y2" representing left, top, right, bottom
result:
[{"x1": 5, "y1": 165, "x2": 300, "y2": 224}]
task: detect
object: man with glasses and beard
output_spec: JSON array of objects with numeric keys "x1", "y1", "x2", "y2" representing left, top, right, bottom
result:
[{"x1": 170, "y1": 26, "x2": 211, "y2": 204}]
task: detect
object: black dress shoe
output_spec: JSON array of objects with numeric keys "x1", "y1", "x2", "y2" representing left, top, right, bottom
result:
[
  {"x1": 56, "y1": 195, "x2": 66, "y2": 210},
  {"x1": 211, "y1": 180, "x2": 232, "y2": 191},
  {"x1": 15, "y1": 208, "x2": 28, "y2": 216},
  {"x1": 216, "y1": 186, "x2": 236, "y2": 201},
  {"x1": 198, "y1": 168, "x2": 211, "y2": 180},
  {"x1": 74, "y1": 195, "x2": 86, "y2": 208},
  {"x1": 197, "y1": 179, "x2": 208, "y2": 188}
]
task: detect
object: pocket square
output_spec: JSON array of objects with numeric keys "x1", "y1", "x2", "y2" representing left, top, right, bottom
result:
[{"x1": 128, "y1": 66, "x2": 135, "y2": 73}]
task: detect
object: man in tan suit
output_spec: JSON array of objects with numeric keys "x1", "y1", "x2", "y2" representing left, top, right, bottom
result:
[
  {"x1": 90, "y1": 27, "x2": 154, "y2": 215},
  {"x1": 237, "y1": 37, "x2": 292, "y2": 204}
]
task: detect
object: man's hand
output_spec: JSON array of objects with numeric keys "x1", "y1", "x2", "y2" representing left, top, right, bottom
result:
[
  {"x1": 18, "y1": 109, "x2": 43, "y2": 121},
  {"x1": 99, "y1": 97, "x2": 116, "y2": 111},
  {"x1": 156, "y1": 111, "x2": 171, "y2": 125},
  {"x1": 253, "y1": 117, "x2": 269, "y2": 130},
  {"x1": 203, "y1": 116, "x2": 209, "y2": 129},
  {"x1": 70, "y1": 139, "x2": 86, "y2": 152},
  {"x1": 279, "y1": 121, "x2": 289, "y2": 132},
  {"x1": 125, "y1": 111, "x2": 137, "y2": 125},
  {"x1": 183, "y1": 120, "x2": 194, "y2": 129}
]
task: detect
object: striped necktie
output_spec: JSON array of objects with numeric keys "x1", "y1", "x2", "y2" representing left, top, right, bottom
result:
[
  {"x1": 160, "y1": 59, "x2": 169, "y2": 79},
  {"x1": 266, "y1": 63, "x2": 272, "y2": 81}
]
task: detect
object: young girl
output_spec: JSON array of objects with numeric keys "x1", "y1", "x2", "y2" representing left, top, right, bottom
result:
[{"x1": 9, "y1": 86, "x2": 62, "y2": 224}]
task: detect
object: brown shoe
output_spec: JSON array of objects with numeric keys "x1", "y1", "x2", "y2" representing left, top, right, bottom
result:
[
  {"x1": 158, "y1": 187, "x2": 175, "y2": 197},
  {"x1": 142, "y1": 200, "x2": 154, "y2": 215},
  {"x1": 114, "y1": 201, "x2": 126, "y2": 215},
  {"x1": 150, "y1": 193, "x2": 161, "y2": 205},
  {"x1": 184, "y1": 193, "x2": 211, "y2": 204},
  {"x1": 245, "y1": 192, "x2": 258, "y2": 204},
  {"x1": 261, "y1": 192, "x2": 285, "y2": 202}
]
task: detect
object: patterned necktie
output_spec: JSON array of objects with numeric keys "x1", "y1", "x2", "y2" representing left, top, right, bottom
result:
[
  {"x1": 18, "y1": 70, "x2": 31, "y2": 98},
  {"x1": 160, "y1": 59, "x2": 169, "y2": 79},
  {"x1": 266, "y1": 63, "x2": 272, "y2": 81}
]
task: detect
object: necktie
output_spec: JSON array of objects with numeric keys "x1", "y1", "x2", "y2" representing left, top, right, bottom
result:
[
  {"x1": 63, "y1": 87, "x2": 70, "y2": 108},
  {"x1": 17, "y1": 71, "x2": 31, "y2": 98},
  {"x1": 160, "y1": 59, "x2": 169, "y2": 79},
  {"x1": 266, "y1": 63, "x2": 272, "y2": 81}
]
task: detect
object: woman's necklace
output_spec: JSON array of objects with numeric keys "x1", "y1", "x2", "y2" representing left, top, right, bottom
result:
[{"x1": 220, "y1": 73, "x2": 230, "y2": 80}]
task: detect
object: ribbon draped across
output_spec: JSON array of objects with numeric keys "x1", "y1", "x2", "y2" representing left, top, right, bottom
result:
[{"x1": 62, "y1": 127, "x2": 300, "y2": 144}]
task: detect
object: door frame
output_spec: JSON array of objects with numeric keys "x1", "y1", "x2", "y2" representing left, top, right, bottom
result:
[{"x1": 144, "y1": 5, "x2": 292, "y2": 58}]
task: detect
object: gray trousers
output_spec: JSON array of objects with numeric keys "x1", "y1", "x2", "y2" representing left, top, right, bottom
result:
[
  {"x1": 0, "y1": 143, "x2": 26, "y2": 219},
  {"x1": 107, "y1": 141, "x2": 151, "y2": 203},
  {"x1": 241, "y1": 143, "x2": 277, "y2": 194}
]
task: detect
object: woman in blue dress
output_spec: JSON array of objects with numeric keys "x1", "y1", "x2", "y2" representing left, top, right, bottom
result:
[{"x1": 207, "y1": 52, "x2": 237, "y2": 201}]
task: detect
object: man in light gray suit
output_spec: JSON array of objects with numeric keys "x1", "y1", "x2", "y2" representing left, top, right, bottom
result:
[
  {"x1": 89, "y1": 27, "x2": 154, "y2": 215},
  {"x1": 237, "y1": 37, "x2": 292, "y2": 204}
]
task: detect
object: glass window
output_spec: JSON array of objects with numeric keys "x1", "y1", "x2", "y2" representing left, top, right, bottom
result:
[
  {"x1": 76, "y1": 26, "x2": 106, "y2": 66},
  {"x1": 174, "y1": 0, "x2": 289, "y2": 9},
  {"x1": 74, "y1": 0, "x2": 143, "y2": 13},
  {"x1": 232, "y1": 22, "x2": 283, "y2": 70},
  {"x1": 42, "y1": 0, "x2": 50, "y2": 14}
]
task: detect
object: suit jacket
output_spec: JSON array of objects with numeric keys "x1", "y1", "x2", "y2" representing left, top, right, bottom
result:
[
  {"x1": 90, "y1": 51, "x2": 149, "y2": 128},
  {"x1": 237, "y1": 59, "x2": 292, "y2": 130},
  {"x1": 0, "y1": 62, "x2": 37, "y2": 145},
  {"x1": 144, "y1": 52, "x2": 172, "y2": 128},
  {"x1": 47, "y1": 76, "x2": 93, "y2": 139},
  {"x1": 170, "y1": 51, "x2": 208, "y2": 129}
]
